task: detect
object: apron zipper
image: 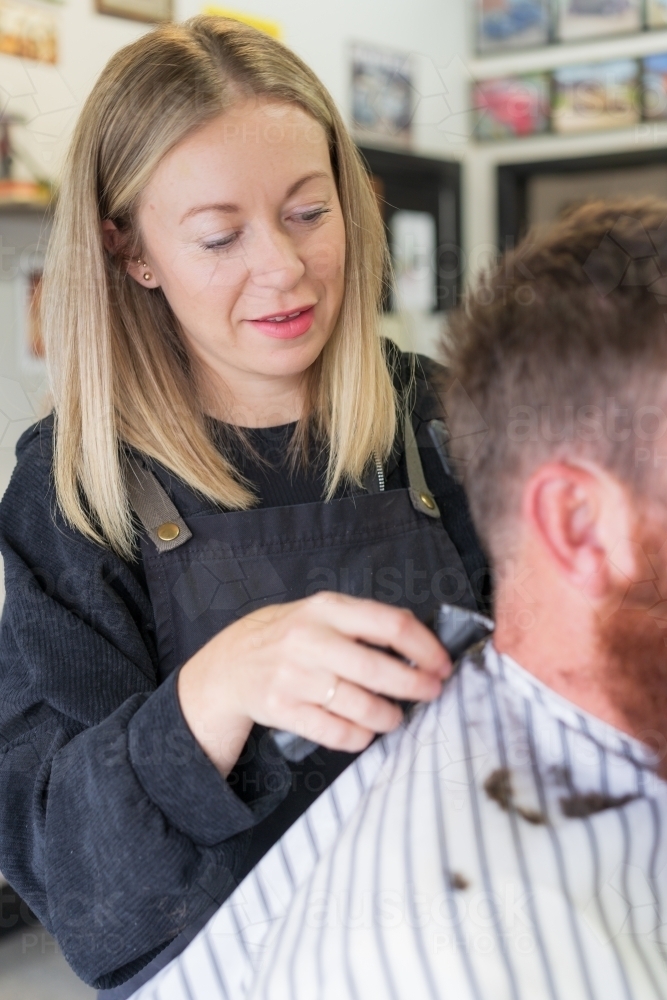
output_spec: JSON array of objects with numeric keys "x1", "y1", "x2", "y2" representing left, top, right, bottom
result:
[{"x1": 374, "y1": 454, "x2": 385, "y2": 492}]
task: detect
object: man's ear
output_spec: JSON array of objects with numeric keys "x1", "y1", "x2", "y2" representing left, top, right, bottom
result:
[
  {"x1": 101, "y1": 220, "x2": 160, "y2": 289},
  {"x1": 523, "y1": 461, "x2": 634, "y2": 601}
]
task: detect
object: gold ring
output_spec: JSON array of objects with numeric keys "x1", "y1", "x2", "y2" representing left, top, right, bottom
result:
[{"x1": 322, "y1": 678, "x2": 339, "y2": 710}]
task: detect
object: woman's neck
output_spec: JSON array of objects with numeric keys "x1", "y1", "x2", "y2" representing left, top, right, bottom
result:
[{"x1": 199, "y1": 364, "x2": 308, "y2": 428}]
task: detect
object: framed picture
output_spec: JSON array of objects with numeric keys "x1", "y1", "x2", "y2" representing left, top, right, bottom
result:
[
  {"x1": 96, "y1": 0, "x2": 171, "y2": 23},
  {"x1": 552, "y1": 59, "x2": 640, "y2": 134},
  {"x1": 475, "y1": 0, "x2": 550, "y2": 54},
  {"x1": 389, "y1": 211, "x2": 437, "y2": 313},
  {"x1": 643, "y1": 53, "x2": 667, "y2": 121},
  {"x1": 350, "y1": 43, "x2": 413, "y2": 147},
  {"x1": 556, "y1": 0, "x2": 641, "y2": 41},
  {"x1": 473, "y1": 74, "x2": 551, "y2": 140},
  {"x1": 0, "y1": 0, "x2": 58, "y2": 63},
  {"x1": 498, "y1": 147, "x2": 667, "y2": 246},
  {"x1": 358, "y1": 146, "x2": 461, "y2": 312}
]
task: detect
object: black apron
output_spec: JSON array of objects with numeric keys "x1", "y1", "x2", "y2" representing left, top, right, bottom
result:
[{"x1": 100, "y1": 405, "x2": 476, "y2": 998}]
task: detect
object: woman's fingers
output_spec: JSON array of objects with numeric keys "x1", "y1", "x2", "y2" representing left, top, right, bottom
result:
[
  {"x1": 298, "y1": 592, "x2": 451, "y2": 678},
  {"x1": 282, "y1": 622, "x2": 444, "y2": 703},
  {"x1": 271, "y1": 662, "x2": 405, "y2": 732},
  {"x1": 182, "y1": 593, "x2": 458, "y2": 771},
  {"x1": 325, "y1": 678, "x2": 403, "y2": 733},
  {"x1": 280, "y1": 702, "x2": 376, "y2": 754}
]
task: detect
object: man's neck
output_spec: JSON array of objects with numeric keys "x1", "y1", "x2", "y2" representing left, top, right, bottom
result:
[{"x1": 493, "y1": 581, "x2": 636, "y2": 739}]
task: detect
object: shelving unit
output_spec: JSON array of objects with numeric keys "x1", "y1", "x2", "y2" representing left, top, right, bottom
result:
[
  {"x1": 462, "y1": 24, "x2": 667, "y2": 267},
  {"x1": 470, "y1": 24, "x2": 667, "y2": 79}
]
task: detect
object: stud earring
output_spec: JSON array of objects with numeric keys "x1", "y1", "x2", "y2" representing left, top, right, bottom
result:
[{"x1": 136, "y1": 257, "x2": 152, "y2": 282}]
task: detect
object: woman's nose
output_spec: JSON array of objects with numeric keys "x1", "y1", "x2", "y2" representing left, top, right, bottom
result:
[{"x1": 247, "y1": 223, "x2": 306, "y2": 291}]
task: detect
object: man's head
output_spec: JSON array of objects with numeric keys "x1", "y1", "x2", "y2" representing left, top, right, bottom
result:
[{"x1": 447, "y1": 199, "x2": 667, "y2": 763}]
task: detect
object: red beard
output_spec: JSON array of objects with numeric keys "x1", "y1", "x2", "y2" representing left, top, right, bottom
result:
[{"x1": 598, "y1": 525, "x2": 667, "y2": 778}]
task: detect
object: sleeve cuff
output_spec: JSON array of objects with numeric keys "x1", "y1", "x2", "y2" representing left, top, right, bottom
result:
[{"x1": 127, "y1": 670, "x2": 291, "y2": 847}]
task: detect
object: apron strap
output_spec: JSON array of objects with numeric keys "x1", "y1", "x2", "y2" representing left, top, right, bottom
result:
[
  {"x1": 363, "y1": 402, "x2": 440, "y2": 519},
  {"x1": 125, "y1": 456, "x2": 193, "y2": 553},
  {"x1": 126, "y1": 397, "x2": 441, "y2": 553},
  {"x1": 403, "y1": 402, "x2": 441, "y2": 519}
]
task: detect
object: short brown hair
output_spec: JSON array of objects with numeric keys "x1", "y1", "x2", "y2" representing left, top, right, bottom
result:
[{"x1": 446, "y1": 198, "x2": 667, "y2": 556}]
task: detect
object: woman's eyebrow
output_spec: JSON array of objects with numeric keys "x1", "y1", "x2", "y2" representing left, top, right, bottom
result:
[
  {"x1": 180, "y1": 172, "x2": 330, "y2": 225},
  {"x1": 285, "y1": 170, "x2": 329, "y2": 198},
  {"x1": 180, "y1": 201, "x2": 239, "y2": 224}
]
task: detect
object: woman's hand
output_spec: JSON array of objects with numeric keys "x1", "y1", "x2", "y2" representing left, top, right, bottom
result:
[{"x1": 177, "y1": 591, "x2": 451, "y2": 777}]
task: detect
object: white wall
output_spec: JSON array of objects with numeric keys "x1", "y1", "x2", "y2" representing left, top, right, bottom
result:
[
  {"x1": 177, "y1": 0, "x2": 474, "y2": 158},
  {"x1": 2, "y1": 0, "x2": 474, "y2": 182},
  {"x1": 1, "y1": 2, "x2": 150, "y2": 183}
]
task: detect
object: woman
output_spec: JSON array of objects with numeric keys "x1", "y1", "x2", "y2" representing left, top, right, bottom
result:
[{"x1": 0, "y1": 16, "x2": 487, "y2": 994}]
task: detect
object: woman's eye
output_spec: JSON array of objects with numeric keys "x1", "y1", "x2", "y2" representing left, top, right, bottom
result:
[
  {"x1": 202, "y1": 233, "x2": 238, "y2": 251},
  {"x1": 294, "y1": 207, "x2": 331, "y2": 224}
]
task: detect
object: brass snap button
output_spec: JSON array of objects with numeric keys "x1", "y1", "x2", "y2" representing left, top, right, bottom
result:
[
  {"x1": 420, "y1": 493, "x2": 435, "y2": 510},
  {"x1": 157, "y1": 522, "x2": 180, "y2": 542}
]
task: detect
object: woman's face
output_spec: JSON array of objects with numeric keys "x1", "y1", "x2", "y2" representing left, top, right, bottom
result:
[{"x1": 128, "y1": 99, "x2": 346, "y2": 417}]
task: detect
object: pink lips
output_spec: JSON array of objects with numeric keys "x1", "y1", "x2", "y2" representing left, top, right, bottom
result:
[{"x1": 248, "y1": 305, "x2": 315, "y2": 340}]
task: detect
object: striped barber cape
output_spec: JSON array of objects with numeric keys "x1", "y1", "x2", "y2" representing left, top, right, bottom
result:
[{"x1": 130, "y1": 642, "x2": 667, "y2": 1000}]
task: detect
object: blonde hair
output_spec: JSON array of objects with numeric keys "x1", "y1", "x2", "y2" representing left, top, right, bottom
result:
[{"x1": 42, "y1": 16, "x2": 397, "y2": 559}]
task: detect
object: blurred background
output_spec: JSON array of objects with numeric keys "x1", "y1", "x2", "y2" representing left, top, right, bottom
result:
[{"x1": 1, "y1": 0, "x2": 666, "y2": 994}]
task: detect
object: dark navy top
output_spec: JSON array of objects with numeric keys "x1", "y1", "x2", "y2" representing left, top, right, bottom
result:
[{"x1": 0, "y1": 354, "x2": 488, "y2": 988}]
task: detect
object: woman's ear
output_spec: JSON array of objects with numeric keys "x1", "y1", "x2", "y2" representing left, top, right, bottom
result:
[
  {"x1": 101, "y1": 219, "x2": 160, "y2": 289},
  {"x1": 101, "y1": 219, "x2": 123, "y2": 255}
]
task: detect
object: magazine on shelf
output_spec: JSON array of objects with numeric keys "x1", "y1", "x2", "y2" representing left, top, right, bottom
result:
[
  {"x1": 552, "y1": 59, "x2": 640, "y2": 133},
  {"x1": 475, "y1": 0, "x2": 550, "y2": 54},
  {"x1": 643, "y1": 52, "x2": 667, "y2": 120},
  {"x1": 473, "y1": 74, "x2": 551, "y2": 140},
  {"x1": 556, "y1": 0, "x2": 641, "y2": 42}
]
